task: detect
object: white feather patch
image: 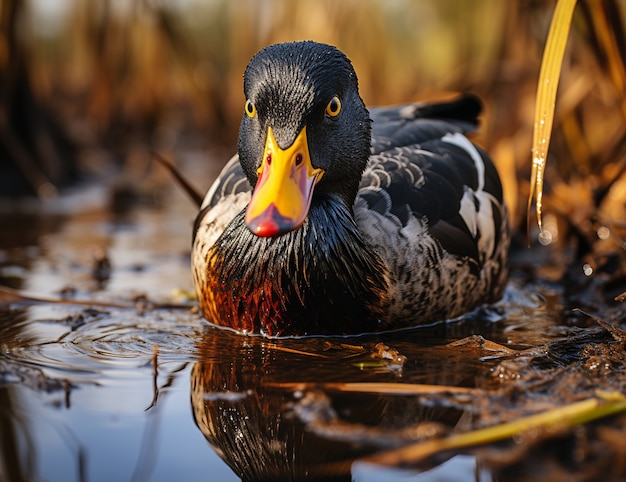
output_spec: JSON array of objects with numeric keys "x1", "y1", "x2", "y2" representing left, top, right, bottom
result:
[
  {"x1": 441, "y1": 132, "x2": 485, "y2": 191},
  {"x1": 459, "y1": 188, "x2": 478, "y2": 237}
]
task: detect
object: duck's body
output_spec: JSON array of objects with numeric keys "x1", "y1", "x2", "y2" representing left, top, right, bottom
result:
[{"x1": 192, "y1": 41, "x2": 509, "y2": 336}]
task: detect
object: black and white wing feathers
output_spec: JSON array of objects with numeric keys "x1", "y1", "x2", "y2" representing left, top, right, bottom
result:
[
  {"x1": 369, "y1": 94, "x2": 482, "y2": 154},
  {"x1": 356, "y1": 94, "x2": 508, "y2": 323}
]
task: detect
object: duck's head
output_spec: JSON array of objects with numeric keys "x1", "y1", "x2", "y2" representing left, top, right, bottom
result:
[{"x1": 238, "y1": 41, "x2": 372, "y2": 237}]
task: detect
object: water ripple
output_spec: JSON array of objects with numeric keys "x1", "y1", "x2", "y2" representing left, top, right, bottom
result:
[{"x1": 1, "y1": 305, "x2": 204, "y2": 388}]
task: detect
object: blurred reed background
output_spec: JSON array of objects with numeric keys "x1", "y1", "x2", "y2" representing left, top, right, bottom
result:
[{"x1": 2, "y1": 0, "x2": 626, "y2": 261}]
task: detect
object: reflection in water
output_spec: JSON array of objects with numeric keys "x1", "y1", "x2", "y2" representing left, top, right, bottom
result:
[
  {"x1": 1, "y1": 182, "x2": 593, "y2": 481},
  {"x1": 0, "y1": 306, "x2": 76, "y2": 482},
  {"x1": 0, "y1": 385, "x2": 35, "y2": 482},
  {"x1": 0, "y1": 302, "x2": 209, "y2": 482},
  {"x1": 190, "y1": 325, "x2": 494, "y2": 481}
]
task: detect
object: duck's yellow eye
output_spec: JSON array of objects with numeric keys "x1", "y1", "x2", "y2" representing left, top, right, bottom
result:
[
  {"x1": 245, "y1": 99, "x2": 256, "y2": 118},
  {"x1": 325, "y1": 96, "x2": 341, "y2": 117}
]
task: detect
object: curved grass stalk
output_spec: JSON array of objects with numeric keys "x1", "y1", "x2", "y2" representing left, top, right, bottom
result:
[
  {"x1": 528, "y1": 0, "x2": 577, "y2": 236},
  {"x1": 364, "y1": 391, "x2": 626, "y2": 466}
]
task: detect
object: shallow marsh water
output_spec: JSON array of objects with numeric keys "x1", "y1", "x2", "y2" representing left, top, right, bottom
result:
[{"x1": 1, "y1": 166, "x2": 625, "y2": 482}]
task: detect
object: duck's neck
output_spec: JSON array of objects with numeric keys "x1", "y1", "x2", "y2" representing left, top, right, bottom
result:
[{"x1": 204, "y1": 197, "x2": 388, "y2": 336}]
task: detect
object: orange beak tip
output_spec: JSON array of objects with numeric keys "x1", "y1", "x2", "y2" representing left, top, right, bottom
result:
[{"x1": 245, "y1": 204, "x2": 302, "y2": 237}]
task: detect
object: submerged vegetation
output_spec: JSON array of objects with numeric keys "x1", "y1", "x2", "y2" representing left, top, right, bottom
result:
[{"x1": 1, "y1": 0, "x2": 626, "y2": 480}]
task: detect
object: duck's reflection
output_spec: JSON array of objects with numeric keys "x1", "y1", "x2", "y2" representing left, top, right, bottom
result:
[{"x1": 190, "y1": 325, "x2": 485, "y2": 481}]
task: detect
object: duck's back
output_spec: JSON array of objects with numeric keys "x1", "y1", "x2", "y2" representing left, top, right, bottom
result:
[{"x1": 354, "y1": 95, "x2": 509, "y2": 325}]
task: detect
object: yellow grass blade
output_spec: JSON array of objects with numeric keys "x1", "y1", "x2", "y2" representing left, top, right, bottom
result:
[
  {"x1": 364, "y1": 391, "x2": 626, "y2": 467},
  {"x1": 528, "y1": 0, "x2": 577, "y2": 235}
]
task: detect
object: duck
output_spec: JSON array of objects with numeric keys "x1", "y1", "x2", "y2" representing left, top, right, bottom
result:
[{"x1": 192, "y1": 41, "x2": 509, "y2": 337}]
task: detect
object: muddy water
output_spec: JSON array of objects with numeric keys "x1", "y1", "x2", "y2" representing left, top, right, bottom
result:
[{"x1": 0, "y1": 166, "x2": 607, "y2": 481}]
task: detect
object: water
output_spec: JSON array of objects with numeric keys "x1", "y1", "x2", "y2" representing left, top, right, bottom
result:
[{"x1": 0, "y1": 171, "x2": 606, "y2": 482}]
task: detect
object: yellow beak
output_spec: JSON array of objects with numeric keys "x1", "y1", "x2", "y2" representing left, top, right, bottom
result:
[{"x1": 245, "y1": 126, "x2": 324, "y2": 237}]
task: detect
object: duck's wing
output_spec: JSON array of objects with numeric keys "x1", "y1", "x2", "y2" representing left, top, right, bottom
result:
[
  {"x1": 193, "y1": 155, "x2": 252, "y2": 245},
  {"x1": 358, "y1": 93, "x2": 507, "y2": 276},
  {"x1": 199, "y1": 155, "x2": 251, "y2": 210}
]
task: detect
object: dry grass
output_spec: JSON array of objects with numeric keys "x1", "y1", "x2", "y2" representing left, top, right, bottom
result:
[{"x1": 6, "y1": 0, "x2": 626, "y2": 248}]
